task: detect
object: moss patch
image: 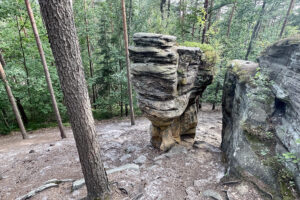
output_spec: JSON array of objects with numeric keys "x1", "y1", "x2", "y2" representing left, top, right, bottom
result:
[{"x1": 181, "y1": 41, "x2": 219, "y2": 67}]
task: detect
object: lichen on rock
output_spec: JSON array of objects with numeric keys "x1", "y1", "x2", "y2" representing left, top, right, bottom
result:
[{"x1": 129, "y1": 33, "x2": 213, "y2": 151}]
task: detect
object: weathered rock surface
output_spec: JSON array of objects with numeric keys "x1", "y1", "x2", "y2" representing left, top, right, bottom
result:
[
  {"x1": 222, "y1": 36, "x2": 300, "y2": 199},
  {"x1": 129, "y1": 33, "x2": 213, "y2": 151}
]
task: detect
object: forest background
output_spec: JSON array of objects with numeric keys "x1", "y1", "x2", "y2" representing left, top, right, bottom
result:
[{"x1": 0, "y1": 0, "x2": 299, "y2": 134}]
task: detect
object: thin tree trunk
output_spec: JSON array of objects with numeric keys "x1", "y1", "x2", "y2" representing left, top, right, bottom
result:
[
  {"x1": 245, "y1": 1, "x2": 266, "y2": 60},
  {"x1": 125, "y1": 104, "x2": 128, "y2": 117},
  {"x1": 16, "y1": 98, "x2": 28, "y2": 124},
  {"x1": 25, "y1": 0, "x2": 66, "y2": 139},
  {"x1": 16, "y1": 16, "x2": 31, "y2": 102},
  {"x1": 212, "y1": 81, "x2": 220, "y2": 110},
  {"x1": 128, "y1": 0, "x2": 133, "y2": 37},
  {"x1": 227, "y1": 2, "x2": 236, "y2": 37},
  {"x1": 19, "y1": 16, "x2": 28, "y2": 37},
  {"x1": 121, "y1": 0, "x2": 135, "y2": 126},
  {"x1": 167, "y1": 0, "x2": 171, "y2": 19},
  {"x1": 160, "y1": 0, "x2": 166, "y2": 20},
  {"x1": 38, "y1": 1, "x2": 110, "y2": 199},
  {"x1": 83, "y1": 0, "x2": 96, "y2": 108},
  {"x1": 279, "y1": 0, "x2": 295, "y2": 38},
  {"x1": 192, "y1": 23, "x2": 196, "y2": 39},
  {"x1": 119, "y1": 60, "x2": 123, "y2": 117},
  {"x1": 1, "y1": 109, "x2": 10, "y2": 129},
  {"x1": 202, "y1": 0, "x2": 209, "y2": 43},
  {"x1": 165, "y1": 0, "x2": 171, "y2": 28},
  {"x1": 182, "y1": 0, "x2": 186, "y2": 38},
  {"x1": 191, "y1": 0, "x2": 199, "y2": 40},
  {"x1": 0, "y1": 61, "x2": 28, "y2": 139}
]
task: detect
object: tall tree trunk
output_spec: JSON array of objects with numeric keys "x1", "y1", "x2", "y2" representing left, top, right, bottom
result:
[
  {"x1": 279, "y1": 0, "x2": 295, "y2": 38},
  {"x1": 25, "y1": 0, "x2": 66, "y2": 139},
  {"x1": 227, "y1": 2, "x2": 236, "y2": 37},
  {"x1": 202, "y1": 0, "x2": 209, "y2": 43},
  {"x1": 83, "y1": 0, "x2": 96, "y2": 108},
  {"x1": 121, "y1": 0, "x2": 135, "y2": 126},
  {"x1": 207, "y1": 0, "x2": 214, "y2": 33},
  {"x1": 16, "y1": 16, "x2": 31, "y2": 102},
  {"x1": 38, "y1": 1, "x2": 110, "y2": 199},
  {"x1": 245, "y1": 1, "x2": 266, "y2": 60},
  {"x1": 0, "y1": 60, "x2": 28, "y2": 139}
]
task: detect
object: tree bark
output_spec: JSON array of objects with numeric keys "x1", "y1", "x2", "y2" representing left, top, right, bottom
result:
[
  {"x1": 227, "y1": 2, "x2": 236, "y2": 37},
  {"x1": 202, "y1": 0, "x2": 209, "y2": 43},
  {"x1": 279, "y1": 0, "x2": 295, "y2": 38},
  {"x1": 25, "y1": 0, "x2": 66, "y2": 139},
  {"x1": 121, "y1": 0, "x2": 135, "y2": 126},
  {"x1": 38, "y1": 1, "x2": 110, "y2": 199},
  {"x1": 0, "y1": 60, "x2": 28, "y2": 139},
  {"x1": 245, "y1": 0, "x2": 266, "y2": 60}
]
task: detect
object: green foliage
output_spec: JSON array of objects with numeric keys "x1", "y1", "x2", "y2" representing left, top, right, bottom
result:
[{"x1": 0, "y1": 0, "x2": 300, "y2": 134}]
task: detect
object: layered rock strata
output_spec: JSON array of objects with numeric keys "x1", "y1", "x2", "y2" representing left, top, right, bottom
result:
[
  {"x1": 222, "y1": 37, "x2": 300, "y2": 199},
  {"x1": 129, "y1": 33, "x2": 213, "y2": 151}
]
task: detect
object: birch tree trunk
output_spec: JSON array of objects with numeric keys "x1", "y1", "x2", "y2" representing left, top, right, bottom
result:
[
  {"x1": 24, "y1": 0, "x2": 66, "y2": 139},
  {"x1": 38, "y1": 0, "x2": 110, "y2": 199}
]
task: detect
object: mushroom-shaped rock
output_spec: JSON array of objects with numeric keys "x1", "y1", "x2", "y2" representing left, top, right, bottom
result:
[{"x1": 129, "y1": 33, "x2": 213, "y2": 151}]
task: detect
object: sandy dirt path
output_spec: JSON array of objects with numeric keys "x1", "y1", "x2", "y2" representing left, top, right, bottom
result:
[{"x1": 0, "y1": 105, "x2": 265, "y2": 200}]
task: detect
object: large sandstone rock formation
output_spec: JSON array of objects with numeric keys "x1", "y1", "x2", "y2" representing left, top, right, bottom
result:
[
  {"x1": 222, "y1": 37, "x2": 300, "y2": 199},
  {"x1": 129, "y1": 33, "x2": 213, "y2": 151}
]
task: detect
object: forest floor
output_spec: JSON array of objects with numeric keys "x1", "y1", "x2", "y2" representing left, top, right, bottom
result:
[{"x1": 0, "y1": 104, "x2": 267, "y2": 200}]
